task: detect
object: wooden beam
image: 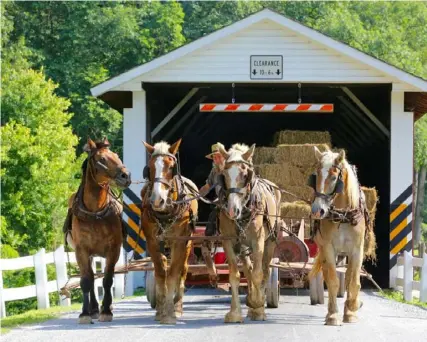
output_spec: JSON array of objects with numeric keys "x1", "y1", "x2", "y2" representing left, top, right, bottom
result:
[
  {"x1": 341, "y1": 87, "x2": 390, "y2": 137},
  {"x1": 151, "y1": 88, "x2": 199, "y2": 138},
  {"x1": 163, "y1": 96, "x2": 207, "y2": 142}
]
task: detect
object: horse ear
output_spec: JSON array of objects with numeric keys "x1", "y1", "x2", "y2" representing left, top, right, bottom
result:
[
  {"x1": 313, "y1": 146, "x2": 323, "y2": 161},
  {"x1": 335, "y1": 149, "x2": 346, "y2": 165},
  {"x1": 142, "y1": 141, "x2": 155, "y2": 154},
  {"x1": 102, "y1": 136, "x2": 110, "y2": 146},
  {"x1": 218, "y1": 143, "x2": 229, "y2": 160},
  {"x1": 84, "y1": 137, "x2": 97, "y2": 152},
  {"x1": 242, "y1": 143, "x2": 256, "y2": 162},
  {"x1": 169, "y1": 138, "x2": 182, "y2": 155}
]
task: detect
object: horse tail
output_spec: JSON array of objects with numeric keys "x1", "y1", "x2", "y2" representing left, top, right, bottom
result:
[{"x1": 308, "y1": 249, "x2": 324, "y2": 280}]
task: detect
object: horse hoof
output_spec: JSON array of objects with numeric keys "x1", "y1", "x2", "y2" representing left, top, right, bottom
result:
[
  {"x1": 78, "y1": 315, "x2": 93, "y2": 324},
  {"x1": 99, "y1": 313, "x2": 113, "y2": 322},
  {"x1": 247, "y1": 307, "x2": 266, "y2": 321},
  {"x1": 91, "y1": 312, "x2": 100, "y2": 320},
  {"x1": 175, "y1": 311, "x2": 183, "y2": 318},
  {"x1": 325, "y1": 316, "x2": 342, "y2": 326},
  {"x1": 224, "y1": 311, "x2": 244, "y2": 323},
  {"x1": 160, "y1": 316, "x2": 177, "y2": 325},
  {"x1": 154, "y1": 312, "x2": 162, "y2": 321},
  {"x1": 343, "y1": 314, "x2": 358, "y2": 323}
]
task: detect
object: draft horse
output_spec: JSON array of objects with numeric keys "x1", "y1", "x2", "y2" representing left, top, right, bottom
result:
[
  {"x1": 141, "y1": 139, "x2": 198, "y2": 324},
  {"x1": 217, "y1": 143, "x2": 281, "y2": 323},
  {"x1": 309, "y1": 146, "x2": 376, "y2": 325},
  {"x1": 64, "y1": 137, "x2": 131, "y2": 324}
]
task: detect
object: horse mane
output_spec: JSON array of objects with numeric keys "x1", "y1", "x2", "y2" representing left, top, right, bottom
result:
[
  {"x1": 343, "y1": 160, "x2": 360, "y2": 209},
  {"x1": 227, "y1": 143, "x2": 251, "y2": 163},
  {"x1": 152, "y1": 141, "x2": 171, "y2": 156},
  {"x1": 321, "y1": 150, "x2": 360, "y2": 208},
  {"x1": 81, "y1": 158, "x2": 89, "y2": 175}
]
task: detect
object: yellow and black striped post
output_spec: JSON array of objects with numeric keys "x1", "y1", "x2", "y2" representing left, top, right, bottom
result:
[
  {"x1": 122, "y1": 188, "x2": 145, "y2": 258},
  {"x1": 390, "y1": 185, "x2": 413, "y2": 269}
]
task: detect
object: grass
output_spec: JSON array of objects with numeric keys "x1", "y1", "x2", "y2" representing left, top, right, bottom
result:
[
  {"x1": 381, "y1": 289, "x2": 427, "y2": 309},
  {"x1": 0, "y1": 288, "x2": 146, "y2": 335},
  {"x1": 0, "y1": 303, "x2": 81, "y2": 334}
]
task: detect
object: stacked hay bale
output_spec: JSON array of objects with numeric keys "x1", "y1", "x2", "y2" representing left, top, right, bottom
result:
[{"x1": 253, "y1": 130, "x2": 378, "y2": 239}]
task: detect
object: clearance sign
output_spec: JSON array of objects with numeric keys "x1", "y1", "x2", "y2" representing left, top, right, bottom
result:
[{"x1": 250, "y1": 55, "x2": 283, "y2": 80}]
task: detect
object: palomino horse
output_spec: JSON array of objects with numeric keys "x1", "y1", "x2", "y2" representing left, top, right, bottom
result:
[
  {"x1": 141, "y1": 139, "x2": 198, "y2": 324},
  {"x1": 309, "y1": 146, "x2": 376, "y2": 326},
  {"x1": 65, "y1": 137, "x2": 131, "y2": 324},
  {"x1": 217, "y1": 143, "x2": 281, "y2": 322}
]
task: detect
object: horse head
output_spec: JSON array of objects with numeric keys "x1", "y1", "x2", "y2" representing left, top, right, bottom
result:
[
  {"x1": 83, "y1": 137, "x2": 131, "y2": 189},
  {"x1": 218, "y1": 143, "x2": 256, "y2": 220},
  {"x1": 142, "y1": 139, "x2": 181, "y2": 212},
  {"x1": 309, "y1": 146, "x2": 359, "y2": 219}
]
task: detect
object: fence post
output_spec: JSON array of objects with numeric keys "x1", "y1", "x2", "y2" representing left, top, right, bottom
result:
[
  {"x1": 34, "y1": 248, "x2": 50, "y2": 309},
  {"x1": 0, "y1": 269, "x2": 6, "y2": 318},
  {"x1": 54, "y1": 245, "x2": 71, "y2": 307},
  {"x1": 420, "y1": 252, "x2": 427, "y2": 303},
  {"x1": 403, "y1": 250, "x2": 413, "y2": 302},
  {"x1": 114, "y1": 248, "x2": 125, "y2": 299}
]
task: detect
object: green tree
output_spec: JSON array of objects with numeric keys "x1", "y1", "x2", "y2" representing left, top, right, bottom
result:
[
  {"x1": 8, "y1": 1, "x2": 186, "y2": 154},
  {"x1": 1, "y1": 24, "x2": 80, "y2": 254}
]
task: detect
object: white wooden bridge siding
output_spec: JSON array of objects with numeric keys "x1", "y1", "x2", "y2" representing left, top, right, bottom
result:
[{"x1": 141, "y1": 21, "x2": 398, "y2": 84}]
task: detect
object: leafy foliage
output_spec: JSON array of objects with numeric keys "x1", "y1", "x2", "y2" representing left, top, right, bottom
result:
[{"x1": 1, "y1": 10, "x2": 81, "y2": 254}]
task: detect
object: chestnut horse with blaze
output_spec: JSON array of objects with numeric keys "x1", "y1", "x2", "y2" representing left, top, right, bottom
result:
[
  {"x1": 140, "y1": 139, "x2": 198, "y2": 324},
  {"x1": 64, "y1": 137, "x2": 131, "y2": 324}
]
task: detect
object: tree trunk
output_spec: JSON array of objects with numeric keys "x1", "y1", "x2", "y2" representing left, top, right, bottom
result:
[{"x1": 414, "y1": 166, "x2": 426, "y2": 246}]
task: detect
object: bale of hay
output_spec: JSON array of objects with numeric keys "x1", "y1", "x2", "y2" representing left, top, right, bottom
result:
[
  {"x1": 254, "y1": 144, "x2": 330, "y2": 168},
  {"x1": 273, "y1": 130, "x2": 331, "y2": 146},
  {"x1": 361, "y1": 186, "x2": 378, "y2": 212},
  {"x1": 280, "y1": 201, "x2": 311, "y2": 218},
  {"x1": 255, "y1": 163, "x2": 309, "y2": 187},
  {"x1": 281, "y1": 185, "x2": 314, "y2": 203}
]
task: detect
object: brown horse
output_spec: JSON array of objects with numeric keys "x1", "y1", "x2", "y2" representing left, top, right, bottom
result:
[
  {"x1": 140, "y1": 139, "x2": 198, "y2": 324},
  {"x1": 309, "y1": 147, "x2": 376, "y2": 326},
  {"x1": 65, "y1": 137, "x2": 131, "y2": 324},
  {"x1": 217, "y1": 143, "x2": 281, "y2": 323}
]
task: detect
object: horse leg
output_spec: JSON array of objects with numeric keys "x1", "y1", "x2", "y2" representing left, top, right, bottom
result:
[
  {"x1": 223, "y1": 240, "x2": 244, "y2": 323},
  {"x1": 89, "y1": 287, "x2": 99, "y2": 319},
  {"x1": 240, "y1": 254, "x2": 253, "y2": 317},
  {"x1": 322, "y1": 244, "x2": 341, "y2": 326},
  {"x1": 76, "y1": 250, "x2": 94, "y2": 324},
  {"x1": 174, "y1": 241, "x2": 192, "y2": 318},
  {"x1": 99, "y1": 248, "x2": 120, "y2": 322},
  {"x1": 343, "y1": 248, "x2": 363, "y2": 323},
  {"x1": 162, "y1": 241, "x2": 187, "y2": 325},
  {"x1": 147, "y1": 236, "x2": 167, "y2": 322},
  {"x1": 246, "y1": 237, "x2": 266, "y2": 321}
]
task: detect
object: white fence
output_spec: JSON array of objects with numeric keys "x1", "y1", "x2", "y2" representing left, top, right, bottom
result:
[
  {"x1": 391, "y1": 250, "x2": 427, "y2": 302},
  {"x1": 0, "y1": 245, "x2": 126, "y2": 318}
]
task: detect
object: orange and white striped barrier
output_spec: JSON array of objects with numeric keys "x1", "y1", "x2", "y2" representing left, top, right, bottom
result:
[{"x1": 199, "y1": 103, "x2": 334, "y2": 113}]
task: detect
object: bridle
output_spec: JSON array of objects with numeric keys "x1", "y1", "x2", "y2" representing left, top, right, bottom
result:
[
  {"x1": 87, "y1": 149, "x2": 128, "y2": 189},
  {"x1": 310, "y1": 164, "x2": 344, "y2": 204},
  {"x1": 144, "y1": 153, "x2": 178, "y2": 190},
  {"x1": 221, "y1": 160, "x2": 254, "y2": 198}
]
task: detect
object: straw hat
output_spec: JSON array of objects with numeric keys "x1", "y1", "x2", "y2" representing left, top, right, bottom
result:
[{"x1": 205, "y1": 143, "x2": 225, "y2": 159}]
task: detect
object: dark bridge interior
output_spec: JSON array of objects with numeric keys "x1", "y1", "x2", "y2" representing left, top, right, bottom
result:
[{"x1": 142, "y1": 82, "x2": 391, "y2": 287}]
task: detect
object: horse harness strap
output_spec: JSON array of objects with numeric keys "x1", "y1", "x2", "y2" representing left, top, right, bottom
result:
[{"x1": 71, "y1": 184, "x2": 122, "y2": 222}]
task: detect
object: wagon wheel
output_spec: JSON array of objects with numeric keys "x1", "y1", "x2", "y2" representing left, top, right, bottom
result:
[
  {"x1": 146, "y1": 265, "x2": 156, "y2": 309},
  {"x1": 274, "y1": 236, "x2": 309, "y2": 263},
  {"x1": 266, "y1": 257, "x2": 280, "y2": 308}
]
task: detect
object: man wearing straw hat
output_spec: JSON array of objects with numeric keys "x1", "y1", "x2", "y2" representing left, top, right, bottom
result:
[{"x1": 200, "y1": 142, "x2": 226, "y2": 236}]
